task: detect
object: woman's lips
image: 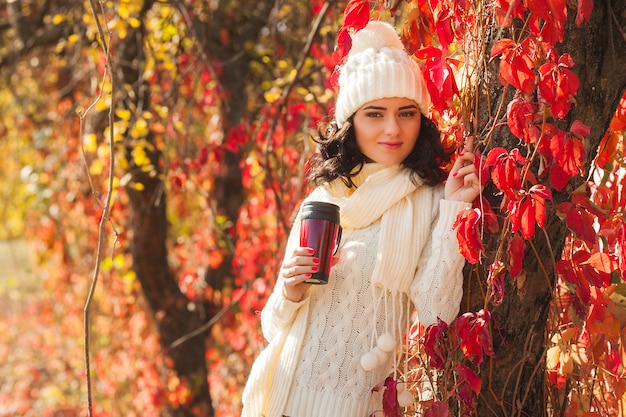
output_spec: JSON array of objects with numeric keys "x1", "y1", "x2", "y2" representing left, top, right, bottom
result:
[{"x1": 379, "y1": 142, "x2": 402, "y2": 149}]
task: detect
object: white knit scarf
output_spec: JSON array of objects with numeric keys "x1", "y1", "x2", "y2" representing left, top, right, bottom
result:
[{"x1": 325, "y1": 163, "x2": 425, "y2": 294}]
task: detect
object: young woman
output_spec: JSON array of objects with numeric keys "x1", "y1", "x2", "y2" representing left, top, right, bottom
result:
[{"x1": 242, "y1": 20, "x2": 481, "y2": 417}]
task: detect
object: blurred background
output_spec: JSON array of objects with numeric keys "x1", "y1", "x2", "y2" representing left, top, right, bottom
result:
[{"x1": 1, "y1": 0, "x2": 625, "y2": 417}]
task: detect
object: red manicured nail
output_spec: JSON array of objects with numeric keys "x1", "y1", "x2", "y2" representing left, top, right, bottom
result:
[
  {"x1": 313, "y1": 258, "x2": 320, "y2": 264},
  {"x1": 307, "y1": 248, "x2": 315, "y2": 254},
  {"x1": 459, "y1": 152, "x2": 465, "y2": 157},
  {"x1": 453, "y1": 172, "x2": 458, "y2": 177},
  {"x1": 312, "y1": 266, "x2": 319, "y2": 272}
]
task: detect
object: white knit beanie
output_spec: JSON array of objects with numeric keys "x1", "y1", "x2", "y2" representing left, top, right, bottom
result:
[{"x1": 334, "y1": 21, "x2": 430, "y2": 128}]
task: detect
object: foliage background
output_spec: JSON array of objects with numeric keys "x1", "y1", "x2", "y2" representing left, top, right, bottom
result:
[{"x1": 1, "y1": 0, "x2": 625, "y2": 416}]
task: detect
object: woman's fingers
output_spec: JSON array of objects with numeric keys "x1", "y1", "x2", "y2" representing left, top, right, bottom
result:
[
  {"x1": 463, "y1": 135, "x2": 475, "y2": 153},
  {"x1": 280, "y1": 247, "x2": 321, "y2": 301}
]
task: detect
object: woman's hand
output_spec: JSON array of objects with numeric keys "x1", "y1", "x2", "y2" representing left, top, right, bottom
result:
[
  {"x1": 280, "y1": 247, "x2": 319, "y2": 302},
  {"x1": 444, "y1": 136, "x2": 483, "y2": 203}
]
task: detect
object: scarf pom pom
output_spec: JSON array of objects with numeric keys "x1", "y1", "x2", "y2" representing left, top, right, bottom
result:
[
  {"x1": 360, "y1": 351, "x2": 379, "y2": 371},
  {"x1": 377, "y1": 333, "x2": 396, "y2": 352},
  {"x1": 397, "y1": 389, "x2": 415, "y2": 407},
  {"x1": 372, "y1": 346, "x2": 388, "y2": 365}
]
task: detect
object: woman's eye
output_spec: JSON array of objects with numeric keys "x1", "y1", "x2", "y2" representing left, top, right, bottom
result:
[
  {"x1": 365, "y1": 112, "x2": 382, "y2": 118},
  {"x1": 399, "y1": 111, "x2": 417, "y2": 118}
]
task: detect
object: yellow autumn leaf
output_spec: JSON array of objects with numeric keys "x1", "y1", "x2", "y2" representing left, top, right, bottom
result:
[
  {"x1": 264, "y1": 89, "x2": 280, "y2": 104},
  {"x1": 52, "y1": 14, "x2": 65, "y2": 25},
  {"x1": 560, "y1": 327, "x2": 576, "y2": 343},
  {"x1": 118, "y1": 24, "x2": 128, "y2": 40},
  {"x1": 129, "y1": 17, "x2": 141, "y2": 28},
  {"x1": 83, "y1": 133, "x2": 98, "y2": 153},
  {"x1": 100, "y1": 256, "x2": 113, "y2": 272},
  {"x1": 119, "y1": 4, "x2": 130, "y2": 19},
  {"x1": 559, "y1": 351, "x2": 574, "y2": 375},
  {"x1": 546, "y1": 345, "x2": 561, "y2": 369},
  {"x1": 129, "y1": 182, "x2": 145, "y2": 191},
  {"x1": 89, "y1": 159, "x2": 103, "y2": 175},
  {"x1": 115, "y1": 108, "x2": 132, "y2": 121},
  {"x1": 40, "y1": 385, "x2": 64, "y2": 404},
  {"x1": 130, "y1": 118, "x2": 149, "y2": 139},
  {"x1": 570, "y1": 344, "x2": 589, "y2": 365},
  {"x1": 132, "y1": 146, "x2": 150, "y2": 167}
]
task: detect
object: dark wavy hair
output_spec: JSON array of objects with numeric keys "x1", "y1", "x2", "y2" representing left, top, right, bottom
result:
[{"x1": 308, "y1": 114, "x2": 452, "y2": 188}]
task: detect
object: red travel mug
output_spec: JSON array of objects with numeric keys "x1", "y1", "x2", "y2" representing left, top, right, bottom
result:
[{"x1": 299, "y1": 201, "x2": 342, "y2": 285}]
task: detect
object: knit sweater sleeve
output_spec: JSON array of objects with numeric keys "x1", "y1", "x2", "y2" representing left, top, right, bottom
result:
[
  {"x1": 411, "y1": 198, "x2": 471, "y2": 327},
  {"x1": 260, "y1": 209, "x2": 310, "y2": 343}
]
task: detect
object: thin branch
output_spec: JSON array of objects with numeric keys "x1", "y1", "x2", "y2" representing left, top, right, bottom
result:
[{"x1": 82, "y1": 1, "x2": 116, "y2": 416}]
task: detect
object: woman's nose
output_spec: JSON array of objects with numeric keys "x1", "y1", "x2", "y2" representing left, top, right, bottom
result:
[{"x1": 384, "y1": 116, "x2": 400, "y2": 135}]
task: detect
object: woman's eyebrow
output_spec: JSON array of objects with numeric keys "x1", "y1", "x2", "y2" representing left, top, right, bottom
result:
[
  {"x1": 361, "y1": 105, "x2": 386, "y2": 111},
  {"x1": 361, "y1": 104, "x2": 419, "y2": 111}
]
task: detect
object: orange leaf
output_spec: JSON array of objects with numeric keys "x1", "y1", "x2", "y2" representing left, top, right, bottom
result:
[{"x1": 582, "y1": 252, "x2": 617, "y2": 274}]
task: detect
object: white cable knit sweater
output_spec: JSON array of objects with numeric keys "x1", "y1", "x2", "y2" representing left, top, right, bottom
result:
[{"x1": 242, "y1": 164, "x2": 470, "y2": 417}]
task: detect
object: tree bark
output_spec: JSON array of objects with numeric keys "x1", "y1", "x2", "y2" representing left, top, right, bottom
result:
[
  {"x1": 120, "y1": 1, "x2": 214, "y2": 415},
  {"x1": 183, "y1": 0, "x2": 275, "y2": 291},
  {"x1": 466, "y1": 1, "x2": 626, "y2": 416}
]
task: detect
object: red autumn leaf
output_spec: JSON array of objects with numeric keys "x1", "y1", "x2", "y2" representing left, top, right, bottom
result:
[
  {"x1": 342, "y1": 0, "x2": 370, "y2": 33},
  {"x1": 558, "y1": 201, "x2": 597, "y2": 245},
  {"x1": 525, "y1": 0, "x2": 551, "y2": 20},
  {"x1": 538, "y1": 56, "x2": 579, "y2": 118},
  {"x1": 570, "y1": 119, "x2": 591, "y2": 136},
  {"x1": 530, "y1": 184, "x2": 552, "y2": 227},
  {"x1": 455, "y1": 364, "x2": 482, "y2": 394},
  {"x1": 526, "y1": 0, "x2": 567, "y2": 42},
  {"x1": 587, "y1": 287, "x2": 620, "y2": 336},
  {"x1": 490, "y1": 39, "x2": 516, "y2": 58},
  {"x1": 596, "y1": 130, "x2": 622, "y2": 168},
  {"x1": 424, "y1": 401, "x2": 450, "y2": 417},
  {"x1": 547, "y1": 368, "x2": 567, "y2": 389},
  {"x1": 455, "y1": 310, "x2": 495, "y2": 366},
  {"x1": 453, "y1": 207, "x2": 484, "y2": 264},
  {"x1": 508, "y1": 185, "x2": 552, "y2": 239},
  {"x1": 424, "y1": 320, "x2": 449, "y2": 369},
  {"x1": 332, "y1": 27, "x2": 352, "y2": 67},
  {"x1": 382, "y1": 377, "x2": 401, "y2": 417},
  {"x1": 576, "y1": 0, "x2": 594, "y2": 26},
  {"x1": 435, "y1": 17, "x2": 454, "y2": 51},
  {"x1": 604, "y1": 340, "x2": 621, "y2": 374},
  {"x1": 493, "y1": 0, "x2": 525, "y2": 25},
  {"x1": 487, "y1": 260, "x2": 507, "y2": 305},
  {"x1": 420, "y1": 50, "x2": 459, "y2": 112},
  {"x1": 506, "y1": 98, "x2": 539, "y2": 142},
  {"x1": 225, "y1": 125, "x2": 248, "y2": 153},
  {"x1": 507, "y1": 233, "x2": 525, "y2": 278},
  {"x1": 491, "y1": 38, "x2": 537, "y2": 95},
  {"x1": 456, "y1": 364, "x2": 481, "y2": 410},
  {"x1": 226, "y1": 328, "x2": 246, "y2": 351},
  {"x1": 549, "y1": 163, "x2": 570, "y2": 191},
  {"x1": 549, "y1": 125, "x2": 587, "y2": 177},
  {"x1": 415, "y1": 45, "x2": 443, "y2": 61},
  {"x1": 474, "y1": 195, "x2": 499, "y2": 233},
  {"x1": 486, "y1": 147, "x2": 526, "y2": 201}
]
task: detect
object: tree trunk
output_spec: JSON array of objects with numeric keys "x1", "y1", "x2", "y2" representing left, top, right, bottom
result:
[
  {"x1": 120, "y1": 1, "x2": 213, "y2": 415},
  {"x1": 187, "y1": 1, "x2": 275, "y2": 290},
  {"x1": 466, "y1": 1, "x2": 626, "y2": 416}
]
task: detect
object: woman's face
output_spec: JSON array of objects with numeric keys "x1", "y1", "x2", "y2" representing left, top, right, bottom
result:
[{"x1": 353, "y1": 97, "x2": 421, "y2": 166}]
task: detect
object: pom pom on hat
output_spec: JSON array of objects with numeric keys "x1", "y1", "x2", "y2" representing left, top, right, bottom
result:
[{"x1": 334, "y1": 21, "x2": 430, "y2": 127}]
